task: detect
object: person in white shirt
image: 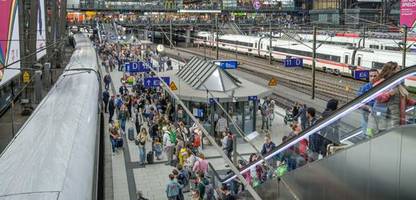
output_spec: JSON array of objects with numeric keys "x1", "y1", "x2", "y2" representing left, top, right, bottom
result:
[
  {"x1": 163, "y1": 126, "x2": 175, "y2": 165},
  {"x1": 216, "y1": 115, "x2": 228, "y2": 141}
]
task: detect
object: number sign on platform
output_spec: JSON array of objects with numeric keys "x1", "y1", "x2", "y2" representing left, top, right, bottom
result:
[
  {"x1": 213, "y1": 60, "x2": 238, "y2": 69},
  {"x1": 125, "y1": 61, "x2": 150, "y2": 73},
  {"x1": 144, "y1": 77, "x2": 170, "y2": 88},
  {"x1": 284, "y1": 58, "x2": 303, "y2": 67},
  {"x1": 353, "y1": 70, "x2": 369, "y2": 80}
]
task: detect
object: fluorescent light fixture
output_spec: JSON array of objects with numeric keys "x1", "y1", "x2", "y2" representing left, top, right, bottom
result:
[
  {"x1": 406, "y1": 106, "x2": 415, "y2": 113},
  {"x1": 340, "y1": 130, "x2": 363, "y2": 143},
  {"x1": 178, "y1": 9, "x2": 221, "y2": 13},
  {"x1": 223, "y1": 73, "x2": 416, "y2": 183}
]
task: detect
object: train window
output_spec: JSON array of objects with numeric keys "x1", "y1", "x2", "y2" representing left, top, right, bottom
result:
[
  {"x1": 344, "y1": 55, "x2": 349, "y2": 64},
  {"x1": 357, "y1": 57, "x2": 362, "y2": 66},
  {"x1": 372, "y1": 62, "x2": 384, "y2": 69},
  {"x1": 385, "y1": 46, "x2": 400, "y2": 51},
  {"x1": 255, "y1": 43, "x2": 257, "y2": 48},
  {"x1": 369, "y1": 45, "x2": 379, "y2": 49}
]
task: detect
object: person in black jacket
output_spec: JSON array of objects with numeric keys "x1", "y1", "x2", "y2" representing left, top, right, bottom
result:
[
  {"x1": 103, "y1": 89, "x2": 110, "y2": 113},
  {"x1": 320, "y1": 99, "x2": 339, "y2": 156},
  {"x1": 108, "y1": 96, "x2": 115, "y2": 123}
]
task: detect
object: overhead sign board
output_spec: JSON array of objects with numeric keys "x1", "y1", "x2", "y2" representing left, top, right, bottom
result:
[
  {"x1": 248, "y1": 96, "x2": 257, "y2": 101},
  {"x1": 144, "y1": 77, "x2": 170, "y2": 88},
  {"x1": 213, "y1": 60, "x2": 238, "y2": 69},
  {"x1": 353, "y1": 70, "x2": 369, "y2": 80},
  {"x1": 193, "y1": 108, "x2": 204, "y2": 118},
  {"x1": 125, "y1": 61, "x2": 150, "y2": 73},
  {"x1": 209, "y1": 98, "x2": 219, "y2": 105},
  {"x1": 284, "y1": 58, "x2": 303, "y2": 67}
]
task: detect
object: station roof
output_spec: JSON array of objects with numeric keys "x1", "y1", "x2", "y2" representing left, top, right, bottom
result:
[{"x1": 158, "y1": 57, "x2": 271, "y2": 102}]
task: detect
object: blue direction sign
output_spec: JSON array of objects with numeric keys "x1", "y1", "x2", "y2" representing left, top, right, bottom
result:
[
  {"x1": 213, "y1": 60, "x2": 238, "y2": 69},
  {"x1": 284, "y1": 58, "x2": 303, "y2": 67},
  {"x1": 144, "y1": 77, "x2": 170, "y2": 88},
  {"x1": 353, "y1": 70, "x2": 369, "y2": 80},
  {"x1": 193, "y1": 108, "x2": 204, "y2": 118},
  {"x1": 248, "y1": 96, "x2": 257, "y2": 101},
  {"x1": 145, "y1": 60, "x2": 153, "y2": 69},
  {"x1": 125, "y1": 61, "x2": 150, "y2": 73},
  {"x1": 209, "y1": 98, "x2": 219, "y2": 105}
]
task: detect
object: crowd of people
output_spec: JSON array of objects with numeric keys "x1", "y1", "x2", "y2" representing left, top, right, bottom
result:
[
  {"x1": 95, "y1": 25, "x2": 415, "y2": 199},
  {"x1": 97, "y1": 34, "x2": 238, "y2": 199}
]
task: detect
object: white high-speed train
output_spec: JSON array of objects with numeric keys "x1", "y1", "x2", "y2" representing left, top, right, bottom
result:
[
  {"x1": 0, "y1": 34, "x2": 104, "y2": 200},
  {"x1": 296, "y1": 33, "x2": 416, "y2": 52},
  {"x1": 194, "y1": 32, "x2": 416, "y2": 86}
]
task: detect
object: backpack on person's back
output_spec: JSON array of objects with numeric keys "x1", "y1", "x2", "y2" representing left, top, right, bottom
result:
[{"x1": 202, "y1": 180, "x2": 215, "y2": 200}]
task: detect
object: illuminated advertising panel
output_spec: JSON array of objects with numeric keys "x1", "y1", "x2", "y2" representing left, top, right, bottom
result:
[
  {"x1": 400, "y1": 0, "x2": 416, "y2": 32},
  {"x1": 0, "y1": 0, "x2": 21, "y2": 86}
]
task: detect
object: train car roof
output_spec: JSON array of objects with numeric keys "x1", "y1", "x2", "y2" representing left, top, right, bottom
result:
[{"x1": 0, "y1": 34, "x2": 100, "y2": 200}]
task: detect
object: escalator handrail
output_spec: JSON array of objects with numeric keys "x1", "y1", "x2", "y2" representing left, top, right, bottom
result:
[{"x1": 222, "y1": 65, "x2": 416, "y2": 183}]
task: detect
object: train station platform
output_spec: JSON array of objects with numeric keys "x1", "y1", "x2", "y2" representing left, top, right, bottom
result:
[{"x1": 101, "y1": 53, "x2": 293, "y2": 200}]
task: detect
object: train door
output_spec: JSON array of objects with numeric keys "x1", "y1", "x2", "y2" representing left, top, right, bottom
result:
[
  {"x1": 357, "y1": 54, "x2": 363, "y2": 67},
  {"x1": 343, "y1": 53, "x2": 350, "y2": 65}
]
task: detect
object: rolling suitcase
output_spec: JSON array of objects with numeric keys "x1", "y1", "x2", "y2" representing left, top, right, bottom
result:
[
  {"x1": 147, "y1": 151, "x2": 154, "y2": 164},
  {"x1": 128, "y1": 127, "x2": 135, "y2": 141}
]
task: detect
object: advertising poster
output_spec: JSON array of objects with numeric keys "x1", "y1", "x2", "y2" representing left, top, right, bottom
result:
[
  {"x1": 0, "y1": 0, "x2": 21, "y2": 86},
  {"x1": 36, "y1": 0, "x2": 47, "y2": 59},
  {"x1": 400, "y1": 0, "x2": 416, "y2": 32}
]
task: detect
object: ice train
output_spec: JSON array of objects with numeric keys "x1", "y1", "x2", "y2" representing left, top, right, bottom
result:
[
  {"x1": 194, "y1": 32, "x2": 416, "y2": 87},
  {"x1": 0, "y1": 34, "x2": 104, "y2": 200}
]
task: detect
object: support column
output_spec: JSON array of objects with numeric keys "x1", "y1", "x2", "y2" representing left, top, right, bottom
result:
[
  {"x1": 18, "y1": 0, "x2": 27, "y2": 68},
  {"x1": 28, "y1": 0, "x2": 39, "y2": 65},
  {"x1": 58, "y1": 0, "x2": 67, "y2": 64},
  {"x1": 34, "y1": 70, "x2": 43, "y2": 103},
  {"x1": 185, "y1": 29, "x2": 191, "y2": 47},
  {"x1": 144, "y1": 30, "x2": 148, "y2": 40}
]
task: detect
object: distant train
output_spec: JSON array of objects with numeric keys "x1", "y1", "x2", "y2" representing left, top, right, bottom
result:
[
  {"x1": 296, "y1": 33, "x2": 416, "y2": 52},
  {"x1": 255, "y1": 32, "x2": 416, "y2": 52},
  {"x1": 194, "y1": 32, "x2": 416, "y2": 87},
  {"x1": 0, "y1": 34, "x2": 103, "y2": 200}
]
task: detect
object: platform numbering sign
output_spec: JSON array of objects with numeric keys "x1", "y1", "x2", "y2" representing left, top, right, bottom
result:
[{"x1": 284, "y1": 58, "x2": 303, "y2": 68}]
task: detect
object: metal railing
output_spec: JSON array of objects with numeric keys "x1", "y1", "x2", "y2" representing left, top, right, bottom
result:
[{"x1": 220, "y1": 65, "x2": 416, "y2": 187}]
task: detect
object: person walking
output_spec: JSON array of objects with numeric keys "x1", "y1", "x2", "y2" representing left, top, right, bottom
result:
[
  {"x1": 119, "y1": 104, "x2": 128, "y2": 133},
  {"x1": 103, "y1": 89, "x2": 110, "y2": 113},
  {"x1": 163, "y1": 126, "x2": 175, "y2": 165},
  {"x1": 215, "y1": 114, "x2": 228, "y2": 142},
  {"x1": 136, "y1": 127, "x2": 148, "y2": 166},
  {"x1": 166, "y1": 174, "x2": 181, "y2": 200},
  {"x1": 295, "y1": 104, "x2": 308, "y2": 131},
  {"x1": 108, "y1": 95, "x2": 115, "y2": 123},
  {"x1": 261, "y1": 100, "x2": 270, "y2": 131},
  {"x1": 357, "y1": 69, "x2": 379, "y2": 136},
  {"x1": 103, "y1": 74, "x2": 112, "y2": 90},
  {"x1": 306, "y1": 107, "x2": 320, "y2": 160}
]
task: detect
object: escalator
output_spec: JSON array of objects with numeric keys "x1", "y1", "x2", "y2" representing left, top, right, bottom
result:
[{"x1": 209, "y1": 66, "x2": 416, "y2": 199}]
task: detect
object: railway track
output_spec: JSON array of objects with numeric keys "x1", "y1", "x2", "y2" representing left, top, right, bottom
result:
[{"x1": 169, "y1": 47, "x2": 362, "y2": 104}]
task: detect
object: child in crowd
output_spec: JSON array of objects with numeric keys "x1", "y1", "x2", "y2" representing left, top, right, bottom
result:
[{"x1": 153, "y1": 137, "x2": 163, "y2": 160}]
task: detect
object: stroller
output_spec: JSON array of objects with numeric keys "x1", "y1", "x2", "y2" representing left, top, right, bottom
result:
[{"x1": 284, "y1": 109, "x2": 294, "y2": 125}]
